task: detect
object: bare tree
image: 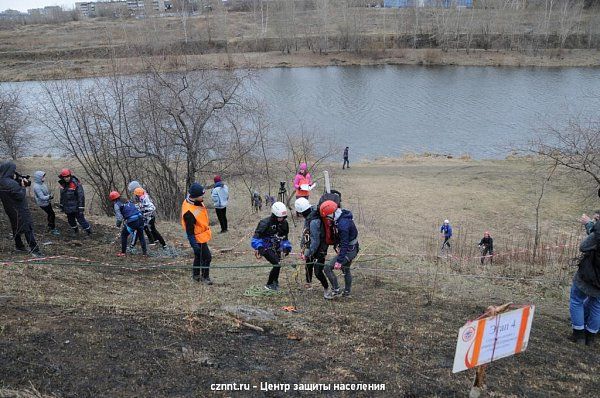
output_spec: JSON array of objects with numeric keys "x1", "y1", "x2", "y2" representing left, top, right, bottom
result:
[{"x1": 0, "y1": 89, "x2": 29, "y2": 160}]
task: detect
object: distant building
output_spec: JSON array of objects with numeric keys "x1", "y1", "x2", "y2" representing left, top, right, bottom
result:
[
  {"x1": 75, "y1": 2, "x2": 97, "y2": 17},
  {"x1": 76, "y1": 0, "x2": 168, "y2": 17},
  {"x1": 384, "y1": 0, "x2": 472, "y2": 7},
  {"x1": 0, "y1": 9, "x2": 26, "y2": 21}
]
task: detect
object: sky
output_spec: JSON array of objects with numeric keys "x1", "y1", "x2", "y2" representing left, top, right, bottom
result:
[{"x1": 0, "y1": 0, "x2": 75, "y2": 12}]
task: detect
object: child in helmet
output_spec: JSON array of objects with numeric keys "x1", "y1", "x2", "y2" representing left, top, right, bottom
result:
[
  {"x1": 133, "y1": 187, "x2": 167, "y2": 248},
  {"x1": 251, "y1": 202, "x2": 292, "y2": 291},
  {"x1": 58, "y1": 169, "x2": 91, "y2": 235},
  {"x1": 109, "y1": 191, "x2": 147, "y2": 256},
  {"x1": 478, "y1": 231, "x2": 494, "y2": 265},
  {"x1": 440, "y1": 219, "x2": 452, "y2": 254},
  {"x1": 320, "y1": 200, "x2": 359, "y2": 299},
  {"x1": 295, "y1": 197, "x2": 329, "y2": 291}
]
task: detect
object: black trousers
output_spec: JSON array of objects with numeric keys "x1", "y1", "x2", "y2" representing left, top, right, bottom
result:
[
  {"x1": 134, "y1": 217, "x2": 166, "y2": 246},
  {"x1": 215, "y1": 207, "x2": 228, "y2": 232},
  {"x1": 14, "y1": 223, "x2": 38, "y2": 253},
  {"x1": 263, "y1": 248, "x2": 282, "y2": 285},
  {"x1": 307, "y1": 253, "x2": 328, "y2": 289},
  {"x1": 193, "y1": 242, "x2": 212, "y2": 278},
  {"x1": 40, "y1": 205, "x2": 56, "y2": 230},
  {"x1": 121, "y1": 218, "x2": 147, "y2": 254},
  {"x1": 481, "y1": 246, "x2": 493, "y2": 264}
]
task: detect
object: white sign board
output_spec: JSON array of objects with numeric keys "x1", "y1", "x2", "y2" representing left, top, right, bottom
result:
[{"x1": 452, "y1": 305, "x2": 535, "y2": 373}]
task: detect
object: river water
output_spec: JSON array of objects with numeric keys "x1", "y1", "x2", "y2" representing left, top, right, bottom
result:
[{"x1": 6, "y1": 65, "x2": 600, "y2": 159}]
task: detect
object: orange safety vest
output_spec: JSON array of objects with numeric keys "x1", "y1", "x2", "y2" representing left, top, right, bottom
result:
[
  {"x1": 295, "y1": 174, "x2": 311, "y2": 198},
  {"x1": 180, "y1": 199, "x2": 212, "y2": 244}
]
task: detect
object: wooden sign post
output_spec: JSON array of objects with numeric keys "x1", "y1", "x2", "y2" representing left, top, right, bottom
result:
[{"x1": 453, "y1": 304, "x2": 535, "y2": 397}]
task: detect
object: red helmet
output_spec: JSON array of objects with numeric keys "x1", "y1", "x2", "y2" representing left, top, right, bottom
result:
[
  {"x1": 59, "y1": 169, "x2": 71, "y2": 178},
  {"x1": 108, "y1": 191, "x2": 121, "y2": 201},
  {"x1": 319, "y1": 200, "x2": 338, "y2": 218}
]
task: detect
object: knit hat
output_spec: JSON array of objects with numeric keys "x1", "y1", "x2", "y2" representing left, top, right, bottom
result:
[
  {"x1": 299, "y1": 162, "x2": 307, "y2": 171},
  {"x1": 214, "y1": 175, "x2": 222, "y2": 183},
  {"x1": 189, "y1": 182, "x2": 205, "y2": 197}
]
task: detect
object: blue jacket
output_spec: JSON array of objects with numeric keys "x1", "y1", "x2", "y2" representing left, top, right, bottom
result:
[
  {"x1": 336, "y1": 210, "x2": 358, "y2": 263},
  {"x1": 440, "y1": 224, "x2": 452, "y2": 238}
]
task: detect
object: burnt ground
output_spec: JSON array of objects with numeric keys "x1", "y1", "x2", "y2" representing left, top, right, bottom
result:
[{"x1": 1, "y1": 200, "x2": 600, "y2": 397}]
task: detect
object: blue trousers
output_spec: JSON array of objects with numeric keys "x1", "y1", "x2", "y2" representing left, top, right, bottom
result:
[{"x1": 570, "y1": 283, "x2": 600, "y2": 333}]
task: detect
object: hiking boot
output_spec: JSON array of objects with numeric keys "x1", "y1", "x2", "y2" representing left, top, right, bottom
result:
[
  {"x1": 324, "y1": 289, "x2": 335, "y2": 300},
  {"x1": 51, "y1": 229, "x2": 60, "y2": 236},
  {"x1": 15, "y1": 247, "x2": 28, "y2": 254},
  {"x1": 85, "y1": 228, "x2": 92, "y2": 236},
  {"x1": 149, "y1": 242, "x2": 157, "y2": 247},
  {"x1": 116, "y1": 252, "x2": 126, "y2": 257},
  {"x1": 586, "y1": 330, "x2": 596, "y2": 346},
  {"x1": 572, "y1": 328, "x2": 586, "y2": 344},
  {"x1": 342, "y1": 290, "x2": 351, "y2": 298},
  {"x1": 30, "y1": 250, "x2": 43, "y2": 258},
  {"x1": 201, "y1": 277, "x2": 214, "y2": 285},
  {"x1": 192, "y1": 275, "x2": 201, "y2": 282},
  {"x1": 332, "y1": 288, "x2": 342, "y2": 297},
  {"x1": 264, "y1": 284, "x2": 278, "y2": 291}
]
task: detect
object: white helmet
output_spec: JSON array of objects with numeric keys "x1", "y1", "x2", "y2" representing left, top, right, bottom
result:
[
  {"x1": 294, "y1": 197, "x2": 311, "y2": 214},
  {"x1": 444, "y1": 219, "x2": 449, "y2": 224},
  {"x1": 272, "y1": 202, "x2": 288, "y2": 218}
]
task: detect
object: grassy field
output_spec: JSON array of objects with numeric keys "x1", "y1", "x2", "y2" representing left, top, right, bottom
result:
[
  {"x1": 1, "y1": 155, "x2": 597, "y2": 397},
  {"x1": 1, "y1": 6, "x2": 600, "y2": 81}
]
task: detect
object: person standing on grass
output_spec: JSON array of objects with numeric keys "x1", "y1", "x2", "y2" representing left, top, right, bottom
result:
[
  {"x1": 440, "y1": 219, "x2": 452, "y2": 253},
  {"x1": 293, "y1": 163, "x2": 313, "y2": 199},
  {"x1": 33, "y1": 171, "x2": 59, "y2": 236},
  {"x1": 295, "y1": 197, "x2": 329, "y2": 292},
  {"x1": 0, "y1": 161, "x2": 41, "y2": 256},
  {"x1": 181, "y1": 183, "x2": 213, "y2": 285},
  {"x1": 128, "y1": 180, "x2": 156, "y2": 244},
  {"x1": 133, "y1": 187, "x2": 167, "y2": 249},
  {"x1": 478, "y1": 231, "x2": 494, "y2": 265},
  {"x1": 343, "y1": 147, "x2": 350, "y2": 169},
  {"x1": 58, "y1": 169, "x2": 91, "y2": 236},
  {"x1": 211, "y1": 175, "x2": 229, "y2": 233},
  {"x1": 320, "y1": 200, "x2": 359, "y2": 300},
  {"x1": 251, "y1": 202, "x2": 292, "y2": 291},
  {"x1": 569, "y1": 214, "x2": 600, "y2": 346},
  {"x1": 109, "y1": 191, "x2": 147, "y2": 257}
]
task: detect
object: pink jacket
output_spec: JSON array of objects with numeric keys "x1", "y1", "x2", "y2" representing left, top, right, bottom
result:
[{"x1": 294, "y1": 172, "x2": 312, "y2": 197}]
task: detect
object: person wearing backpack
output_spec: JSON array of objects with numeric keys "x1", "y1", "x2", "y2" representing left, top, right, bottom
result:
[
  {"x1": 109, "y1": 191, "x2": 147, "y2": 256},
  {"x1": 295, "y1": 197, "x2": 329, "y2": 292},
  {"x1": 128, "y1": 180, "x2": 156, "y2": 245},
  {"x1": 211, "y1": 175, "x2": 229, "y2": 233},
  {"x1": 181, "y1": 183, "x2": 213, "y2": 284},
  {"x1": 569, "y1": 214, "x2": 600, "y2": 346},
  {"x1": 251, "y1": 202, "x2": 292, "y2": 291},
  {"x1": 478, "y1": 231, "x2": 494, "y2": 265},
  {"x1": 58, "y1": 169, "x2": 91, "y2": 235},
  {"x1": 133, "y1": 187, "x2": 167, "y2": 249},
  {"x1": 320, "y1": 200, "x2": 359, "y2": 299},
  {"x1": 33, "y1": 171, "x2": 59, "y2": 236},
  {"x1": 293, "y1": 163, "x2": 313, "y2": 199}
]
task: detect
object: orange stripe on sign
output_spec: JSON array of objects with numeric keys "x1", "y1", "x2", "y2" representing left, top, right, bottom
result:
[
  {"x1": 515, "y1": 306, "x2": 530, "y2": 353},
  {"x1": 470, "y1": 319, "x2": 487, "y2": 368}
]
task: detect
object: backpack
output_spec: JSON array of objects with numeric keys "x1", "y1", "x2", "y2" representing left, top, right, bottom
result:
[
  {"x1": 318, "y1": 191, "x2": 342, "y2": 246},
  {"x1": 120, "y1": 201, "x2": 141, "y2": 221}
]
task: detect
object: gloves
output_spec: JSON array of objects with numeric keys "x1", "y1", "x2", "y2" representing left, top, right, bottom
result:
[
  {"x1": 283, "y1": 249, "x2": 290, "y2": 257},
  {"x1": 257, "y1": 246, "x2": 266, "y2": 257},
  {"x1": 116, "y1": 220, "x2": 122, "y2": 228},
  {"x1": 334, "y1": 262, "x2": 342, "y2": 270},
  {"x1": 49, "y1": 194, "x2": 54, "y2": 200}
]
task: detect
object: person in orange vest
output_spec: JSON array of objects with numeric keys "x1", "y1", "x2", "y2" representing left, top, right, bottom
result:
[
  {"x1": 293, "y1": 162, "x2": 313, "y2": 199},
  {"x1": 181, "y1": 183, "x2": 213, "y2": 284}
]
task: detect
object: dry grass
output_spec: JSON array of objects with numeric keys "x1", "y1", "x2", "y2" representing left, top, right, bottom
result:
[{"x1": 0, "y1": 156, "x2": 597, "y2": 396}]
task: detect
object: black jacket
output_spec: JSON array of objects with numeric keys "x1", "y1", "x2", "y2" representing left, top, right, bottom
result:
[
  {"x1": 253, "y1": 215, "x2": 289, "y2": 241},
  {"x1": 59, "y1": 175, "x2": 85, "y2": 214},
  {"x1": 479, "y1": 236, "x2": 493, "y2": 251},
  {"x1": 0, "y1": 161, "x2": 33, "y2": 230}
]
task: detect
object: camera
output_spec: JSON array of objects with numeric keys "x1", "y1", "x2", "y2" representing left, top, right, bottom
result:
[
  {"x1": 14, "y1": 172, "x2": 31, "y2": 187},
  {"x1": 278, "y1": 181, "x2": 286, "y2": 194}
]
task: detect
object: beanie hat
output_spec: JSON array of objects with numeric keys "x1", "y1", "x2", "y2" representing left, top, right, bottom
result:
[
  {"x1": 214, "y1": 175, "x2": 222, "y2": 183},
  {"x1": 189, "y1": 182, "x2": 205, "y2": 197},
  {"x1": 299, "y1": 162, "x2": 307, "y2": 171}
]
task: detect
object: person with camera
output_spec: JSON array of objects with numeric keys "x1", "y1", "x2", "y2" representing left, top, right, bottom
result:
[
  {"x1": 58, "y1": 169, "x2": 91, "y2": 235},
  {"x1": 293, "y1": 163, "x2": 313, "y2": 199},
  {"x1": 251, "y1": 202, "x2": 292, "y2": 291},
  {"x1": 181, "y1": 183, "x2": 213, "y2": 284},
  {"x1": 33, "y1": 171, "x2": 59, "y2": 236},
  {"x1": 0, "y1": 161, "x2": 41, "y2": 256}
]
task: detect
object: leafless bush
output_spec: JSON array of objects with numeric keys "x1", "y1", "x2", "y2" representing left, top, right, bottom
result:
[
  {"x1": 38, "y1": 66, "x2": 264, "y2": 219},
  {"x1": 0, "y1": 89, "x2": 29, "y2": 160}
]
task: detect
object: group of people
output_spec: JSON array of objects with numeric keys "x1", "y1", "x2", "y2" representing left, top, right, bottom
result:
[
  {"x1": 0, "y1": 162, "x2": 92, "y2": 256},
  {"x1": 438, "y1": 219, "x2": 494, "y2": 265}
]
